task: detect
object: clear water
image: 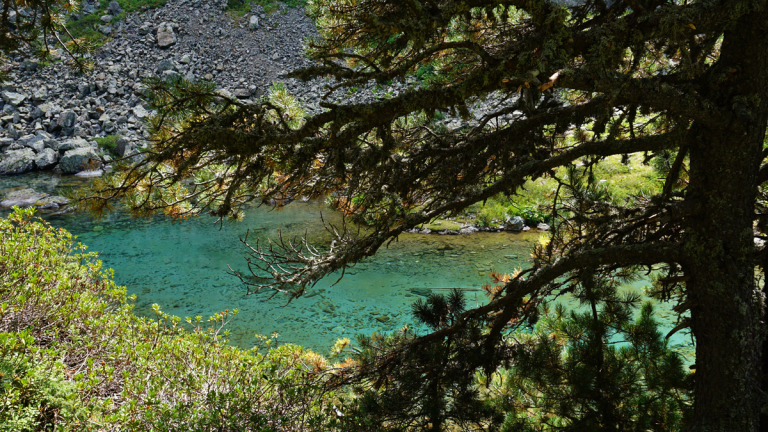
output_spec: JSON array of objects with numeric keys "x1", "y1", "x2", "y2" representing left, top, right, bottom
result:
[{"x1": 0, "y1": 172, "x2": 694, "y2": 362}]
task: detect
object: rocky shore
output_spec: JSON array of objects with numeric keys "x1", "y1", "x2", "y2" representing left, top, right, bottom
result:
[{"x1": 0, "y1": 0, "x2": 525, "y2": 213}]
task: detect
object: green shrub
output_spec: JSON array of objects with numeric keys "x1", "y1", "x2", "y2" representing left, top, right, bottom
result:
[
  {"x1": 507, "y1": 204, "x2": 550, "y2": 225},
  {"x1": 0, "y1": 208, "x2": 336, "y2": 431},
  {"x1": 0, "y1": 331, "x2": 83, "y2": 432},
  {"x1": 95, "y1": 134, "x2": 120, "y2": 152},
  {"x1": 476, "y1": 203, "x2": 507, "y2": 227}
]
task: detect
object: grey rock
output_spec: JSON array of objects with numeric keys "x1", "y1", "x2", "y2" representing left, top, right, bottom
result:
[
  {"x1": 0, "y1": 148, "x2": 36, "y2": 174},
  {"x1": 22, "y1": 61, "x2": 38, "y2": 72},
  {"x1": 18, "y1": 135, "x2": 45, "y2": 152},
  {"x1": 0, "y1": 188, "x2": 47, "y2": 207},
  {"x1": 57, "y1": 110, "x2": 77, "y2": 129},
  {"x1": 114, "y1": 137, "x2": 132, "y2": 156},
  {"x1": 156, "y1": 23, "x2": 177, "y2": 48},
  {"x1": 100, "y1": 14, "x2": 113, "y2": 23},
  {"x1": 2, "y1": 91, "x2": 26, "y2": 106},
  {"x1": 59, "y1": 147, "x2": 101, "y2": 174},
  {"x1": 132, "y1": 105, "x2": 150, "y2": 118},
  {"x1": 249, "y1": 15, "x2": 259, "y2": 30},
  {"x1": 537, "y1": 222, "x2": 550, "y2": 232},
  {"x1": 33, "y1": 148, "x2": 58, "y2": 169},
  {"x1": 35, "y1": 195, "x2": 70, "y2": 210},
  {"x1": 32, "y1": 87, "x2": 48, "y2": 101},
  {"x1": 179, "y1": 54, "x2": 191, "y2": 64},
  {"x1": 459, "y1": 226, "x2": 479, "y2": 235},
  {"x1": 215, "y1": 88, "x2": 233, "y2": 100},
  {"x1": 504, "y1": 216, "x2": 525, "y2": 232},
  {"x1": 156, "y1": 59, "x2": 176, "y2": 74},
  {"x1": 103, "y1": 121, "x2": 116, "y2": 133},
  {"x1": 233, "y1": 88, "x2": 251, "y2": 99},
  {"x1": 51, "y1": 137, "x2": 89, "y2": 151},
  {"x1": 98, "y1": 25, "x2": 113, "y2": 36},
  {"x1": 107, "y1": 0, "x2": 122, "y2": 15}
]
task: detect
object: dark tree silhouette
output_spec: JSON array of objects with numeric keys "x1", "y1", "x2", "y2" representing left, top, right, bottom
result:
[{"x1": 83, "y1": 0, "x2": 768, "y2": 430}]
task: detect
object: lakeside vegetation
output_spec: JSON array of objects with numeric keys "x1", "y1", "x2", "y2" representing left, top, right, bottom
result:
[{"x1": 0, "y1": 208, "x2": 336, "y2": 431}]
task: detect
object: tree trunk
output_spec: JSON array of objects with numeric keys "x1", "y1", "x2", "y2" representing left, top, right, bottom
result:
[{"x1": 684, "y1": 14, "x2": 768, "y2": 432}]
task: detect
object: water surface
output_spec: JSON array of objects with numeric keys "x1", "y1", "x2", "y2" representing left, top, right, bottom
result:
[{"x1": 0, "y1": 172, "x2": 693, "y2": 361}]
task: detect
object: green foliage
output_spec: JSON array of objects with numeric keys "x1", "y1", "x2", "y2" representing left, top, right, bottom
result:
[
  {"x1": 94, "y1": 134, "x2": 120, "y2": 152},
  {"x1": 0, "y1": 332, "x2": 83, "y2": 432},
  {"x1": 0, "y1": 208, "x2": 335, "y2": 431},
  {"x1": 475, "y1": 202, "x2": 507, "y2": 227},
  {"x1": 507, "y1": 203, "x2": 549, "y2": 225},
  {"x1": 490, "y1": 300, "x2": 691, "y2": 431}
]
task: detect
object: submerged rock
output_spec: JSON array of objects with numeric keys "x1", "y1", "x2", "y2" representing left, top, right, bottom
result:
[{"x1": 0, "y1": 188, "x2": 45, "y2": 207}]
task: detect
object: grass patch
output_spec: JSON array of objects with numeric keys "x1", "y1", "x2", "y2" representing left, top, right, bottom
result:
[
  {"x1": 461, "y1": 153, "x2": 662, "y2": 228},
  {"x1": 227, "y1": 0, "x2": 307, "y2": 15}
]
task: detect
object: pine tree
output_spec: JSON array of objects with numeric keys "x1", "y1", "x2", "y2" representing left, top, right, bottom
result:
[{"x1": 83, "y1": 0, "x2": 768, "y2": 430}]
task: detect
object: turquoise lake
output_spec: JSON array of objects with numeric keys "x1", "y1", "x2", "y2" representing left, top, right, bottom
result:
[{"x1": 0, "y1": 172, "x2": 694, "y2": 361}]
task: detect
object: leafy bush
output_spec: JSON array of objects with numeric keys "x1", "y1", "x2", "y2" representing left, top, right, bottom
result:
[
  {"x1": 507, "y1": 204, "x2": 550, "y2": 225},
  {"x1": 476, "y1": 204, "x2": 507, "y2": 227},
  {"x1": 0, "y1": 208, "x2": 336, "y2": 431},
  {"x1": 0, "y1": 331, "x2": 83, "y2": 432}
]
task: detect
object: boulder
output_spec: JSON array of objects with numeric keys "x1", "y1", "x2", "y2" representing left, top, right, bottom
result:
[
  {"x1": 504, "y1": 215, "x2": 525, "y2": 232},
  {"x1": 0, "y1": 148, "x2": 36, "y2": 174},
  {"x1": 233, "y1": 88, "x2": 251, "y2": 99},
  {"x1": 35, "y1": 195, "x2": 70, "y2": 210},
  {"x1": 156, "y1": 23, "x2": 177, "y2": 48},
  {"x1": 32, "y1": 87, "x2": 48, "y2": 101},
  {"x1": 57, "y1": 110, "x2": 77, "y2": 135},
  {"x1": 114, "y1": 137, "x2": 132, "y2": 157},
  {"x1": 459, "y1": 226, "x2": 478, "y2": 235},
  {"x1": 215, "y1": 88, "x2": 234, "y2": 100},
  {"x1": 155, "y1": 59, "x2": 176, "y2": 74},
  {"x1": 33, "y1": 148, "x2": 58, "y2": 169},
  {"x1": 0, "y1": 188, "x2": 47, "y2": 207},
  {"x1": 100, "y1": 14, "x2": 113, "y2": 23},
  {"x1": 59, "y1": 147, "x2": 100, "y2": 174},
  {"x1": 249, "y1": 15, "x2": 259, "y2": 30},
  {"x1": 537, "y1": 222, "x2": 550, "y2": 232},
  {"x1": 54, "y1": 137, "x2": 89, "y2": 152},
  {"x1": 107, "y1": 0, "x2": 122, "y2": 15},
  {"x1": 2, "y1": 91, "x2": 26, "y2": 106},
  {"x1": 18, "y1": 134, "x2": 45, "y2": 152},
  {"x1": 132, "y1": 105, "x2": 150, "y2": 118}
]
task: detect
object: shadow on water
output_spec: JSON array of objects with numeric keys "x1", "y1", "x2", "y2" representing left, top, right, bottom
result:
[{"x1": 0, "y1": 172, "x2": 693, "y2": 362}]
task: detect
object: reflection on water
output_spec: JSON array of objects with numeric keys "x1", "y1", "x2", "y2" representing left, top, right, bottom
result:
[{"x1": 0, "y1": 172, "x2": 693, "y2": 362}]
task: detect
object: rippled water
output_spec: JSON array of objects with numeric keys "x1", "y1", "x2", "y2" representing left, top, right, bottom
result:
[{"x1": 0, "y1": 172, "x2": 694, "y2": 361}]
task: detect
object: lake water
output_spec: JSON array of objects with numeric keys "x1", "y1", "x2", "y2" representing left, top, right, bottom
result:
[{"x1": 0, "y1": 172, "x2": 694, "y2": 361}]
